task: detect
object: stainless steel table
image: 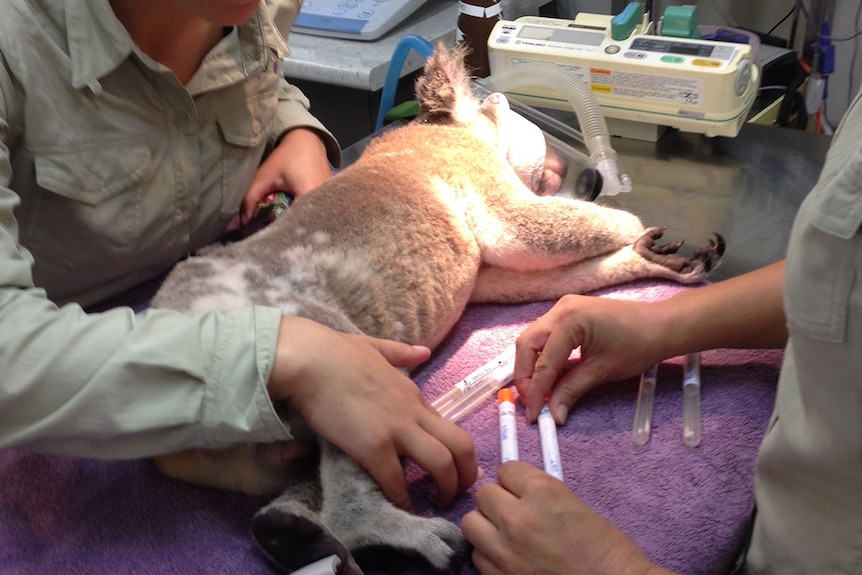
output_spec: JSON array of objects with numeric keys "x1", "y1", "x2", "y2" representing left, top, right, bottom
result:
[{"x1": 597, "y1": 123, "x2": 830, "y2": 280}]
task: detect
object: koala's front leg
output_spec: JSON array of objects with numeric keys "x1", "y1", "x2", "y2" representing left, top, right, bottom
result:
[
  {"x1": 477, "y1": 195, "x2": 646, "y2": 272},
  {"x1": 472, "y1": 228, "x2": 724, "y2": 303}
]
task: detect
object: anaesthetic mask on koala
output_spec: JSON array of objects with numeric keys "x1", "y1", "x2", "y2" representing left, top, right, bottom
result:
[{"x1": 478, "y1": 92, "x2": 604, "y2": 200}]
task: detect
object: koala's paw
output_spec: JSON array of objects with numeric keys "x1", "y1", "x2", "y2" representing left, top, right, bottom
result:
[
  {"x1": 634, "y1": 227, "x2": 725, "y2": 279},
  {"x1": 347, "y1": 512, "x2": 469, "y2": 575},
  {"x1": 252, "y1": 500, "x2": 362, "y2": 575}
]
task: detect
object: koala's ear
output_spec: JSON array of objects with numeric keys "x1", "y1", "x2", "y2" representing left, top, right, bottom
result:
[{"x1": 414, "y1": 43, "x2": 477, "y2": 125}]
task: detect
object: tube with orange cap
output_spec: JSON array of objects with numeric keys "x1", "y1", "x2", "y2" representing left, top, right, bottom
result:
[{"x1": 497, "y1": 388, "x2": 519, "y2": 463}]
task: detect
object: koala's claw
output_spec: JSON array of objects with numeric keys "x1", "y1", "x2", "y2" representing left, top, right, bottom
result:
[
  {"x1": 635, "y1": 228, "x2": 726, "y2": 275},
  {"x1": 692, "y1": 233, "x2": 726, "y2": 272}
]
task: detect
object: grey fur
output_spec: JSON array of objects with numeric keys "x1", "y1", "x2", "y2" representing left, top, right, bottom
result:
[{"x1": 150, "y1": 44, "x2": 721, "y2": 574}]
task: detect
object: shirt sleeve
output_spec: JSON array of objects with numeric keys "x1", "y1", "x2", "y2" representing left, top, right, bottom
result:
[
  {"x1": 1, "y1": 148, "x2": 292, "y2": 459},
  {"x1": 273, "y1": 76, "x2": 343, "y2": 169}
]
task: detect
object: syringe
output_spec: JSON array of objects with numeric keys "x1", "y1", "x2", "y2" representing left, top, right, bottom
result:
[
  {"x1": 682, "y1": 353, "x2": 702, "y2": 448},
  {"x1": 632, "y1": 363, "x2": 659, "y2": 446},
  {"x1": 431, "y1": 345, "x2": 516, "y2": 422}
]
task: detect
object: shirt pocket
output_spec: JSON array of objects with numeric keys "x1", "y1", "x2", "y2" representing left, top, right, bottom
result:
[
  {"x1": 785, "y1": 193, "x2": 860, "y2": 344},
  {"x1": 26, "y1": 141, "x2": 153, "y2": 271},
  {"x1": 216, "y1": 89, "x2": 278, "y2": 216}
]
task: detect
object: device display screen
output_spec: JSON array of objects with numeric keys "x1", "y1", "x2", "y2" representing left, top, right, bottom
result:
[
  {"x1": 518, "y1": 25, "x2": 605, "y2": 46},
  {"x1": 630, "y1": 37, "x2": 715, "y2": 57}
]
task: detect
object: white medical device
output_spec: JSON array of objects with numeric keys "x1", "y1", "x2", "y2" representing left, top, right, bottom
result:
[
  {"x1": 292, "y1": 0, "x2": 427, "y2": 41},
  {"x1": 487, "y1": 8, "x2": 759, "y2": 138}
]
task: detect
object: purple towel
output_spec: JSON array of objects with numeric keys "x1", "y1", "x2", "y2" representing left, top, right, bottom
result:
[{"x1": 1, "y1": 280, "x2": 781, "y2": 575}]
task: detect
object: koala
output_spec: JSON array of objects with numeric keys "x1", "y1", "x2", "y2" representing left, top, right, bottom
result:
[{"x1": 150, "y1": 44, "x2": 723, "y2": 575}]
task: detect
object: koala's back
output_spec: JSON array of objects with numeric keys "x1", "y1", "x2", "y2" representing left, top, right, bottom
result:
[{"x1": 153, "y1": 122, "x2": 513, "y2": 349}]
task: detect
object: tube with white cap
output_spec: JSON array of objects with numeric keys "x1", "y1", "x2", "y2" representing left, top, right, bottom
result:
[{"x1": 538, "y1": 401, "x2": 563, "y2": 481}]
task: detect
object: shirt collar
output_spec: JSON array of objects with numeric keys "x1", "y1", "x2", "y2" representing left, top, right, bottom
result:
[
  {"x1": 65, "y1": 0, "x2": 291, "y2": 92},
  {"x1": 65, "y1": 0, "x2": 134, "y2": 90}
]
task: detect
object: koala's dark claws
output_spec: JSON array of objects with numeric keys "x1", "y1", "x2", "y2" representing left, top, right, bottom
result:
[{"x1": 711, "y1": 233, "x2": 726, "y2": 257}]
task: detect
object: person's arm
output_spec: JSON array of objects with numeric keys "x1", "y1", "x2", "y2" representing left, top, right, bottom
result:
[
  {"x1": 240, "y1": 73, "x2": 343, "y2": 221},
  {"x1": 649, "y1": 259, "x2": 787, "y2": 354},
  {"x1": 515, "y1": 261, "x2": 787, "y2": 422},
  {"x1": 0, "y1": 66, "x2": 292, "y2": 456},
  {"x1": 0, "y1": 279, "x2": 292, "y2": 459},
  {"x1": 1, "y1": 202, "x2": 477, "y2": 508},
  {"x1": 261, "y1": 0, "x2": 342, "y2": 169},
  {"x1": 462, "y1": 461, "x2": 679, "y2": 575}
]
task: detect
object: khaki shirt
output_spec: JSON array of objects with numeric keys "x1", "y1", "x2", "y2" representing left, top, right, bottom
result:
[
  {"x1": 0, "y1": 0, "x2": 339, "y2": 458},
  {"x1": 746, "y1": 89, "x2": 862, "y2": 573}
]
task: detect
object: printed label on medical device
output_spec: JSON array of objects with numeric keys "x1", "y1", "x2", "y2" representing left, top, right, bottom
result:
[
  {"x1": 683, "y1": 353, "x2": 701, "y2": 387},
  {"x1": 508, "y1": 56, "x2": 704, "y2": 107},
  {"x1": 454, "y1": 346, "x2": 516, "y2": 393},
  {"x1": 538, "y1": 404, "x2": 563, "y2": 480},
  {"x1": 498, "y1": 389, "x2": 519, "y2": 463}
]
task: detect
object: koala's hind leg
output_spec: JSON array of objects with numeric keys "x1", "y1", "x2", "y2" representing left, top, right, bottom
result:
[
  {"x1": 471, "y1": 227, "x2": 725, "y2": 303},
  {"x1": 477, "y1": 195, "x2": 647, "y2": 272},
  {"x1": 252, "y1": 457, "x2": 365, "y2": 575},
  {"x1": 153, "y1": 443, "x2": 303, "y2": 497},
  {"x1": 317, "y1": 441, "x2": 469, "y2": 574},
  {"x1": 250, "y1": 440, "x2": 468, "y2": 574}
]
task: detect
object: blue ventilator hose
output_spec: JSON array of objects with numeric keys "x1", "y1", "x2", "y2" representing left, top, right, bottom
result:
[{"x1": 376, "y1": 35, "x2": 434, "y2": 131}]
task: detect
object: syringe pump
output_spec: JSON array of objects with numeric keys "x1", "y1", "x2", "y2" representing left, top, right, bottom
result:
[{"x1": 487, "y1": 3, "x2": 759, "y2": 139}]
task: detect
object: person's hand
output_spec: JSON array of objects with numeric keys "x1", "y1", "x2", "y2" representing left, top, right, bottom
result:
[
  {"x1": 267, "y1": 316, "x2": 479, "y2": 511},
  {"x1": 242, "y1": 128, "x2": 332, "y2": 223},
  {"x1": 514, "y1": 295, "x2": 667, "y2": 423},
  {"x1": 462, "y1": 461, "x2": 669, "y2": 575},
  {"x1": 515, "y1": 262, "x2": 789, "y2": 424}
]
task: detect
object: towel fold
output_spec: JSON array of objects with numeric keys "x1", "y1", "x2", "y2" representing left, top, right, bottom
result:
[{"x1": 1, "y1": 280, "x2": 781, "y2": 575}]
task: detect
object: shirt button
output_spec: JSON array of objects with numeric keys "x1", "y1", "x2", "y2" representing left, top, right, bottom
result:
[{"x1": 174, "y1": 113, "x2": 192, "y2": 130}]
